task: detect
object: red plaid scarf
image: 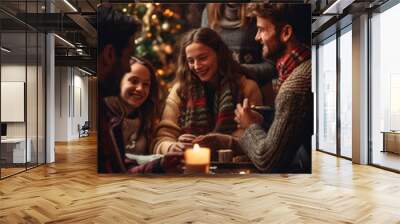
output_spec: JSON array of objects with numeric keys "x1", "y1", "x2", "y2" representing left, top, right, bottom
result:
[
  {"x1": 179, "y1": 77, "x2": 238, "y2": 136},
  {"x1": 275, "y1": 44, "x2": 311, "y2": 91}
]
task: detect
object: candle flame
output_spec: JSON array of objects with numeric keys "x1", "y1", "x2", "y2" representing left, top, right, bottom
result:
[{"x1": 193, "y1": 144, "x2": 200, "y2": 151}]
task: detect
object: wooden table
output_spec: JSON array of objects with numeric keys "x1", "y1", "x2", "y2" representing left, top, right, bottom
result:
[{"x1": 209, "y1": 162, "x2": 259, "y2": 174}]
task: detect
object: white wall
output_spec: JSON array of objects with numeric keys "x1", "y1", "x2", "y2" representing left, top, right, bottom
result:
[
  {"x1": 1, "y1": 65, "x2": 42, "y2": 136},
  {"x1": 72, "y1": 73, "x2": 89, "y2": 138},
  {"x1": 54, "y1": 66, "x2": 89, "y2": 141},
  {"x1": 1, "y1": 65, "x2": 27, "y2": 139},
  {"x1": 55, "y1": 66, "x2": 69, "y2": 141},
  {"x1": 1, "y1": 63, "x2": 45, "y2": 163}
]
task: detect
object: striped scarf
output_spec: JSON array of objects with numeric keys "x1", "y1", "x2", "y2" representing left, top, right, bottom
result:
[
  {"x1": 179, "y1": 77, "x2": 238, "y2": 136},
  {"x1": 275, "y1": 44, "x2": 311, "y2": 91}
]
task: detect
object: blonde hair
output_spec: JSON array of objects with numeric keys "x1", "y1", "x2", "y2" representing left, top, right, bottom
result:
[{"x1": 207, "y1": 3, "x2": 249, "y2": 30}]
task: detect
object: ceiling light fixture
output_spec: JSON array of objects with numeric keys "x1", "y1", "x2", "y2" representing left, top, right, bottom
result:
[
  {"x1": 78, "y1": 67, "x2": 94, "y2": 76},
  {"x1": 63, "y1": 0, "x2": 78, "y2": 12},
  {"x1": 322, "y1": 0, "x2": 354, "y2": 15},
  {"x1": 54, "y1": 34, "x2": 75, "y2": 48},
  {"x1": 1, "y1": 47, "x2": 11, "y2": 53}
]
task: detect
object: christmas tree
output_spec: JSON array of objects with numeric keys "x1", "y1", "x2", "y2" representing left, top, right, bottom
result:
[{"x1": 118, "y1": 3, "x2": 186, "y2": 97}]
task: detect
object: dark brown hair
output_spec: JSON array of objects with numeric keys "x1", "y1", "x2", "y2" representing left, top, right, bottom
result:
[
  {"x1": 247, "y1": 3, "x2": 311, "y2": 45},
  {"x1": 98, "y1": 4, "x2": 140, "y2": 57},
  {"x1": 207, "y1": 3, "x2": 249, "y2": 30},
  {"x1": 130, "y1": 57, "x2": 160, "y2": 140},
  {"x1": 175, "y1": 27, "x2": 243, "y2": 102}
]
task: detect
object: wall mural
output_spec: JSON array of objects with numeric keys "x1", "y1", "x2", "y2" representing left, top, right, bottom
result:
[{"x1": 97, "y1": 2, "x2": 312, "y2": 174}]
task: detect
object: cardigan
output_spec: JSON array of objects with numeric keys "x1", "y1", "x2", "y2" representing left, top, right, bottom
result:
[
  {"x1": 153, "y1": 76, "x2": 262, "y2": 155},
  {"x1": 238, "y1": 59, "x2": 312, "y2": 173},
  {"x1": 98, "y1": 97, "x2": 163, "y2": 173}
]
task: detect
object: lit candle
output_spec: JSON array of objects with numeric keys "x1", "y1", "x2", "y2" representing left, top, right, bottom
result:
[{"x1": 184, "y1": 144, "x2": 210, "y2": 174}]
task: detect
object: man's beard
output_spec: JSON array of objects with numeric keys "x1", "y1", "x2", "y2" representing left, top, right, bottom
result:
[
  {"x1": 264, "y1": 41, "x2": 286, "y2": 62},
  {"x1": 101, "y1": 59, "x2": 125, "y2": 97}
]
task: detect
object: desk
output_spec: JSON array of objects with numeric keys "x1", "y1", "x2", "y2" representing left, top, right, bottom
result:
[
  {"x1": 1, "y1": 138, "x2": 31, "y2": 163},
  {"x1": 382, "y1": 131, "x2": 400, "y2": 154}
]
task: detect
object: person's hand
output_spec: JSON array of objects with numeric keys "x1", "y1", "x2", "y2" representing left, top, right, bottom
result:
[
  {"x1": 232, "y1": 52, "x2": 240, "y2": 63},
  {"x1": 178, "y1": 134, "x2": 196, "y2": 144},
  {"x1": 161, "y1": 152, "x2": 184, "y2": 173},
  {"x1": 168, "y1": 142, "x2": 187, "y2": 153},
  {"x1": 192, "y1": 133, "x2": 233, "y2": 150},
  {"x1": 234, "y1": 98, "x2": 264, "y2": 129},
  {"x1": 168, "y1": 134, "x2": 196, "y2": 152}
]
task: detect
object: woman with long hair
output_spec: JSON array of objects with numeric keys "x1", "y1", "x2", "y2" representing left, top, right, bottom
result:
[
  {"x1": 153, "y1": 27, "x2": 262, "y2": 155},
  {"x1": 202, "y1": 3, "x2": 277, "y2": 106},
  {"x1": 102, "y1": 57, "x2": 182, "y2": 173}
]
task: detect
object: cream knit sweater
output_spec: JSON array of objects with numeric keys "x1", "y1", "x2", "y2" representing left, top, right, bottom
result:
[{"x1": 153, "y1": 76, "x2": 263, "y2": 154}]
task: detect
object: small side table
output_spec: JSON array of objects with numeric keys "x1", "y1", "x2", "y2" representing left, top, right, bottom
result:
[{"x1": 381, "y1": 131, "x2": 400, "y2": 154}]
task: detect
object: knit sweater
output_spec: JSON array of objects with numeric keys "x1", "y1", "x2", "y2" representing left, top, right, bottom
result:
[
  {"x1": 153, "y1": 76, "x2": 262, "y2": 154},
  {"x1": 201, "y1": 6, "x2": 276, "y2": 86},
  {"x1": 104, "y1": 96, "x2": 148, "y2": 155},
  {"x1": 238, "y1": 59, "x2": 312, "y2": 172}
]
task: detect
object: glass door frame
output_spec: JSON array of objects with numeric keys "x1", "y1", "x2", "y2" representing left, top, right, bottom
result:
[
  {"x1": 0, "y1": 0, "x2": 48, "y2": 179},
  {"x1": 367, "y1": 0, "x2": 400, "y2": 173},
  {"x1": 315, "y1": 23, "x2": 353, "y2": 161}
]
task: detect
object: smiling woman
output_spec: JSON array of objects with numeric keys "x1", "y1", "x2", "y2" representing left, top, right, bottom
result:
[
  {"x1": 104, "y1": 58, "x2": 159, "y2": 156},
  {"x1": 153, "y1": 27, "x2": 262, "y2": 157},
  {"x1": 100, "y1": 57, "x2": 185, "y2": 173},
  {"x1": 120, "y1": 62, "x2": 152, "y2": 110},
  {"x1": 185, "y1": 42, "x2": 218, "y2": 83}
]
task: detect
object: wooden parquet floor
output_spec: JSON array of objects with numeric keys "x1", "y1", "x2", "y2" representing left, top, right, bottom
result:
[{"x1": 1, "y1": 135, "x2": 400, "y2": 223}]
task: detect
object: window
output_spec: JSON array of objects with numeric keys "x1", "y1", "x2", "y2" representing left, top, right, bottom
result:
[
  {"x1": 339, "y1": 27, "x2": 352, "y2": 158},
  {"x1": 370, "y1": 2, "x2": 400, "y2": 171},
  {"x1": 317, "y1": 35, "x2": 337, "y2": 154}
]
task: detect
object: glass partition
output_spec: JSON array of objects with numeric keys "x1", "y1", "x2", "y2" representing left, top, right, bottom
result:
[
  {"x1": 0, "y1": 8, "x2": 28, "y2": 177},
  {"x1": 317, "y1": 35, "x2": 337, "y2": 154},
  {"x1": 0, "y1": 0, "x2": 46, "y2": 179},
  {"x1": 370, "y1": 2, "x2": 400, "y2": 171},
  {"x1": 26, "y1": 10, "x2": 38, "y2": 170},
  {"x1": 339, "y1": 27, "x2": 352, "y2": 158},
  {"x1": 37, "y1": 31, "x2": 45, "y2": 165}
]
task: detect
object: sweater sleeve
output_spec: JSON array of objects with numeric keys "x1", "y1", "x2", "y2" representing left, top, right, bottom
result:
[
  {"x1": 152, "y1": 84, "x2": 183, "y2": 154},
  {"x1": 238, "y1": 90, "x2": 311, "y2": 172}
]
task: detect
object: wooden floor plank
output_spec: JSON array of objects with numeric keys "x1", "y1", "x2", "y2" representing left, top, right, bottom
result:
[{"x1": 0, "y1": 134, "x2": 400, "y2": 223}]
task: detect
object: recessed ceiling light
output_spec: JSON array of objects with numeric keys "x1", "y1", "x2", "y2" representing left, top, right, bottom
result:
[
  {"x1": 78, "y1": 67, "x2": 93, "y2": 76},
  {"x1": 63, "y1": 0, "x2": 78, "y2": 12},
  {"x1": 1, "y1": 47, "x2": 11, "y2": 53},
  {"x1": 54, "y1": 34, "x2": 75, "y2": 48},
  {"x1": 323, "y1": 0, "x2": 354, "y2": 15}
]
